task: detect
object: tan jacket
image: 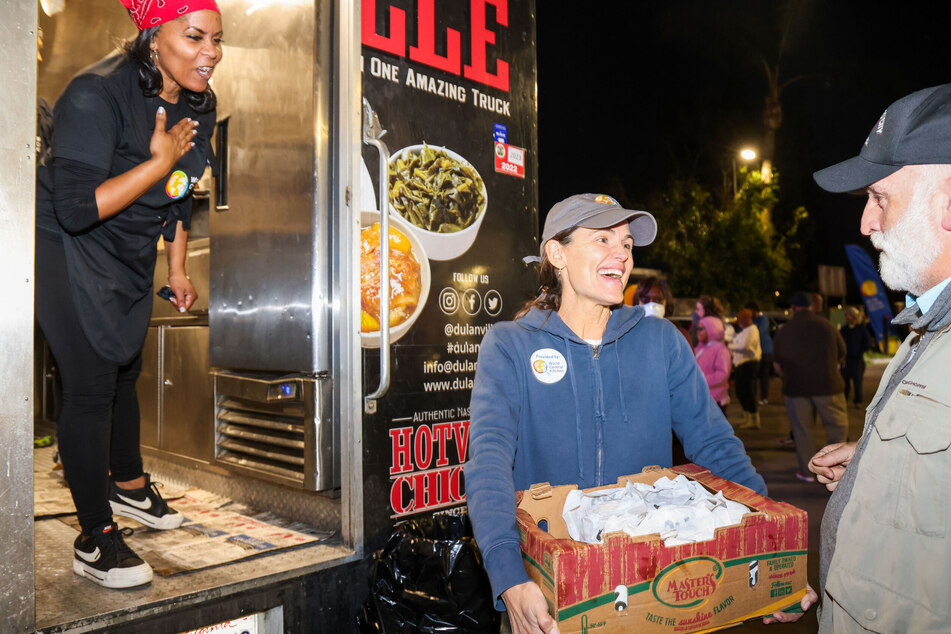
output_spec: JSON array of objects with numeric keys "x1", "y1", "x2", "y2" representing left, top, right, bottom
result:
[{"x1": 824, "y1": 323, "x2": 951, "y2": 632}]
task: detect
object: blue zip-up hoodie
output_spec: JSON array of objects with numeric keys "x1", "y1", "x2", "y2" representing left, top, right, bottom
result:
[{"x1": 465, "y1": 305, "x2": 767, "y2": 608}]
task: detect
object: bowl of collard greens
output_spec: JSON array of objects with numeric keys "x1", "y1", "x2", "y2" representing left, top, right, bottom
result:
[{"x1": 388, "y1": 144, "x2": 488, "y2": 260}]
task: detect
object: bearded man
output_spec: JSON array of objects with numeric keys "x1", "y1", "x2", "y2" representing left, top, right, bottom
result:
[{"x1": 810, "y1": 84, "x2": 951, "y2": 632}]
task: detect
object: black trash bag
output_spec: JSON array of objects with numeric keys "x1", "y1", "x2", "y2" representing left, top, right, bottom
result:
[{"x1": 357, "y1": 510, "x2": 500, "y2": 633}]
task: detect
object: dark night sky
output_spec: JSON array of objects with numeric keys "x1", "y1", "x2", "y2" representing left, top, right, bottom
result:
[{"x1": 535, "y1": 1, "x2": 951, "y2": 301}]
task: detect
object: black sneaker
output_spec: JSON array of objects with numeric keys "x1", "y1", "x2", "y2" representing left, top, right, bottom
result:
[
  {"x1": 109, "y1": 473, "x2": 184, "y2": 530},
  {"x1": 73, "y1": 522, "x2": 153, "y2": 588}
]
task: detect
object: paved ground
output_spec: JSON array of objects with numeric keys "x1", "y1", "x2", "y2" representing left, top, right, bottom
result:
[{"x1": 728, "y1": 361, "x2": 886, "y2": 633}]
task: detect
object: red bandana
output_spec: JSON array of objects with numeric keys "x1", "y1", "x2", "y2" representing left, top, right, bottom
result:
[{"x1": 120, "y1": 0, "x2": 221, "y2": 30}]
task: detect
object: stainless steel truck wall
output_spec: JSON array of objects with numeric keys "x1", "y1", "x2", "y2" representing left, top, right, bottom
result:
[
  {"x1": 209, "y1": 0, "x2": 335, "y2": 375},
  {"x1": 37, "y1": 0, "x2": 136, "y2": 98},
  {"x1": 1, "y1": 3, "x2": 37, "y2": 630}
]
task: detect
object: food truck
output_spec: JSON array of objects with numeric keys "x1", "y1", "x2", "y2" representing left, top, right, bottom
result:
[{"x1": 2, "y1": 0, "x2": 538, "y2": 630}]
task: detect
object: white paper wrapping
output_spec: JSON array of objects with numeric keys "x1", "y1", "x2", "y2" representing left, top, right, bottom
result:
[{"x1": 562, "y1": 475, "x2": 750, "y2": 545}]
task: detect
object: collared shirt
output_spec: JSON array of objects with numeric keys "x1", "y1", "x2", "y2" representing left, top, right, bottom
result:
[
  {"x1": 819, "y1": 280, "x2": 951, "y2": 631},
  {"x1": 905, "y1": 276, "x2": 951, "y2": 315},
  {"x1": 818, "y1": 277, "x2": 951, "y2": 631}
]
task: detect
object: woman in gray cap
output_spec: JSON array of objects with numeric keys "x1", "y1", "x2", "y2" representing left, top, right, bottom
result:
[{"x1": 465, "y1": 194, "x2": 796, "y2": 633}]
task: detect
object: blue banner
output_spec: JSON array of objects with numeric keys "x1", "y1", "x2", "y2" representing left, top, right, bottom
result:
[{"x1": 844, "y1": 244, "x2": 892, "y2": 343}]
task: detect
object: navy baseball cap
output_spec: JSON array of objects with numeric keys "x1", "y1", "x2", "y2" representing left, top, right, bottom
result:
[
  {"x1": 540, "y1": 193, "x2": 657, "y2": 256},
  {"x1": 814, "y1": 84, "x2": 951, "y2": 193},
  {"x1": 789, "y1": 291, "x2": 811, "y2": 307}
]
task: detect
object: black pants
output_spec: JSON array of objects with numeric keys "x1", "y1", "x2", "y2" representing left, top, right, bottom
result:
[
  {"x1": 35, "y1": 231, "x2": 145, "y2": 534},
  {"x1": 757, "y1": 352, "x2": 773, "y2": 401},
  {"x1": 735, "y1": 361, "x2": 760, "y2": 414},
  {"x1": 841, "y1": 359, "x2": 866, "y2": 403}
]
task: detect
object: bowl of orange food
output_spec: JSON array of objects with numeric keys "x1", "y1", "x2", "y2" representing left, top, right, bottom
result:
[{"x1": 360, "y1": 210, "x2": 431, "y2": 348}]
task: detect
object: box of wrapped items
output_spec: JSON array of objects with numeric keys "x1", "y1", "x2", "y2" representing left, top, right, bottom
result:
[{"x1": 515, "y1": 464, "x2": 807, "y2": 634}]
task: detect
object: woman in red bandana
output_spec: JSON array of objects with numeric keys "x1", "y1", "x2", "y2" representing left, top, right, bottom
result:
[{"x1": 35, "y1": 0, "x2": 222, "y2": 588}]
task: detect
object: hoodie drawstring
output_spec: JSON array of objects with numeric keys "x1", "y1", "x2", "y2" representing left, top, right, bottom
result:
[
  {"x1": 564, "y1": 338, "x2": 584, "y2": 481},
  {"x1": 614, "y1": 343, "x2": 630, "y2": 425}
]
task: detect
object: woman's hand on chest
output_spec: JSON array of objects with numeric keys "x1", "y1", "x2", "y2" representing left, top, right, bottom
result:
[{"x1": 149, "y1": 106, "x2": 199, "y2": 172}]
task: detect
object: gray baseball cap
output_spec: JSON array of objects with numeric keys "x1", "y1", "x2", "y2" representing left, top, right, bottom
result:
[
  {"x1": 814, "y1": 83, "x2": 951, "y2": 193},
  {"x1": 540, "y1": 193, "x2": 657, "y2": 256}
]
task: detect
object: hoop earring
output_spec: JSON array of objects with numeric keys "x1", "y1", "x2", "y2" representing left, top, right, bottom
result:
[{"x1": 151, "y1": 49, "x2": 158, "y2": 65}]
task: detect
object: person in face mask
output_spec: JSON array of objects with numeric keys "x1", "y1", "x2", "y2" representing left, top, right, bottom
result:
[
  {"x1": 631, "y1": 276, "x2": 668, "y2": 318},
  {"x1": 631, "y1": 276, "x2": 690, "y2": 342}
]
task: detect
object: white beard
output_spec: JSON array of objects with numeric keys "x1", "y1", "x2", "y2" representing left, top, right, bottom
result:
[{"x1": 870, "y1": 179, "x2": 943, "y2": 295}]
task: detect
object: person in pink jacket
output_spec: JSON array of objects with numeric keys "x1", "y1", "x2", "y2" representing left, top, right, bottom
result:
[{"x1": 694, "y1": 316, "x2": 732, "y2": 412}]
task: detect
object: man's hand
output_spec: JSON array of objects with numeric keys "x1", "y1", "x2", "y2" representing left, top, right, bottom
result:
[
  {"x1": 502, "y1": 581, "x2": 559, "y2": 634},
  {"x1": 809, "y1": 442, "x2": 857, "y2": 491},
  {"x1": 761, "y1": 583, "x2": 818, "y2": 624}
]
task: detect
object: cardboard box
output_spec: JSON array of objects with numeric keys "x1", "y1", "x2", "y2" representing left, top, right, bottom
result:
[{"x1": 516, "y1": 464, "x2": 807, "y2": 634}]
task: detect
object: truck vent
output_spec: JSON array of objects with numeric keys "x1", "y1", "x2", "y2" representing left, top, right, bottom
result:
[{"x1": 215, "y1": 396, "x2": 307, "y2": 484}]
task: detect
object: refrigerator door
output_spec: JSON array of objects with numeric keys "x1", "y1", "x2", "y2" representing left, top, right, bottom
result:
[{"x1": 209, "y1": 0, "x2": 333, "y2": 374}]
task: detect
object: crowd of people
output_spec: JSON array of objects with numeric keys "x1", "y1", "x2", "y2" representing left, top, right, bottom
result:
[
  {"x1": 622, "y1": 277, "x2": 873, "y2": 457},
  {"x1": 35, "y1": 4, "x2": 948, "y2": 626},
  {"x1": 469, "y1": 81, "x2": 951, "y2": 633}
]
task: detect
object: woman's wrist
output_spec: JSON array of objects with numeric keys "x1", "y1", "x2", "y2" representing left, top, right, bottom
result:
[{"x1": 144, "y1": 154, "x2": 176, "y2": 180}]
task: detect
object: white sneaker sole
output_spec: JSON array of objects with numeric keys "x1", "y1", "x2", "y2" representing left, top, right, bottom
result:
[
  {"x1": 73, "y1": 557, "x2": 153, "y2": 588},
  {"x1": 110, "y1": 500, "x2": 185, "y2": 530}
]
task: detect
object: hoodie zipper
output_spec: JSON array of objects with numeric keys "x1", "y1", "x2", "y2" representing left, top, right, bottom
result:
[{"x1": 592, "y1": 343, "x2": 603, "y2": 483}]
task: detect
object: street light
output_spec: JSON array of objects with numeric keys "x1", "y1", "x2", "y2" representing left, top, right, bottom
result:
[{"x1": 733, "y1": 148, "x2": 757, "y2": 197}]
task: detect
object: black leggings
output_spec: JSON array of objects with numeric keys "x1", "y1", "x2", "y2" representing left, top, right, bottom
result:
[
  {"x1": 35, "y1": 231, "x2": 145, "y2": 534},
  {"x1": 734, "y1": 361, "x2": 760, "y2": 414},
  {"x1": 841, "y1": 359, "x2": 865, "y2": 403},
  {"x1": 757, "y1": 353, "x2": 773, "y2": 401}
]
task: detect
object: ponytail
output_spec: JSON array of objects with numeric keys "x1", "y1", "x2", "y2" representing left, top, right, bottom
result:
[{"x1": 513, "y1": 228, "x2": 576, "y2": 320}]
